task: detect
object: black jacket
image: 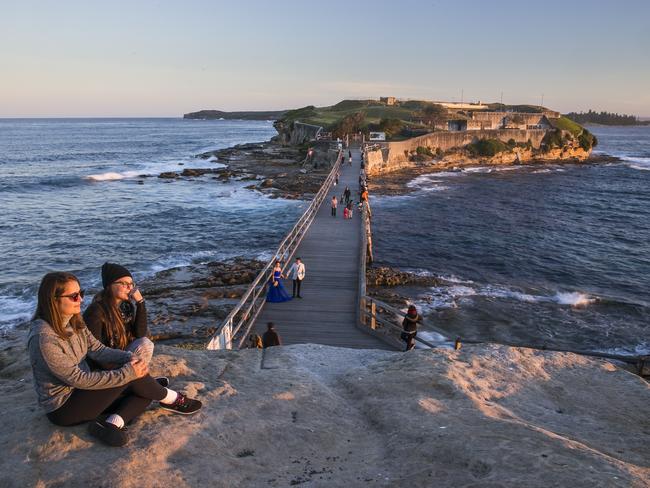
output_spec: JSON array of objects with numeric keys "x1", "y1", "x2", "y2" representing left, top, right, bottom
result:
[
  {"x1": 84, "y1": 300, "x2": 148, "y2": 349},
  {"x1": 402, "y1": 313, "x2": 420, "y2": 334},
  {"x1": 262, "y1": 330, "x2": 282, "y2": 348}
]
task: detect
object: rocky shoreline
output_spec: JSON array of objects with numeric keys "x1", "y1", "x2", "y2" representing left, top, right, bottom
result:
[
  {"x1": 150, "y1": 140, "x2": 334, "y2": 200},
  {"x1": 367, "y1": 153, "x2": 622, "y2": 196}
]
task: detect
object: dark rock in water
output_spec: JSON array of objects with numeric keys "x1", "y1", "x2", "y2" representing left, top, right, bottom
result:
[
  {"x1": 366, "y1": 266, "x2": 441, "y2": 287},
  {"x1": 178, "y1": 162, "x2": 185, "y2": 165},
  {"x1": 159, "y1": 172, "x2": 178, "y2": 179},
  {"x1": 137, "y1": 180, "x2": 144, "y2": 185},
  {"x1": 260, "y1": 179, "x2": 274, "y2": 188},
  {"x1": 181, "y1": 168, "x2": 204, "y2": 177}
]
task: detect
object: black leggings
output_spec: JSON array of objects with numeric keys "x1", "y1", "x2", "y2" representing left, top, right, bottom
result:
[{"x1": 47, "y1": 375, "x2": 167, "y2": 427}]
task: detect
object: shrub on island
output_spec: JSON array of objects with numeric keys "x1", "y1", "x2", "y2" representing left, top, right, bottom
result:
[
  {"x1": 467, "y1": 138, "x2": 508, "y2": 157},
  {"x1": 578, "y1": 129, "x2": 598, "y2": 150}
]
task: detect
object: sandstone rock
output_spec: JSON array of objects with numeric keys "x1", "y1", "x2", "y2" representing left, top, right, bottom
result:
[
  {"x1": 158, "y1": 172, "x2": 178, "y2": 179},
  {"x1": 1, "y1": 341, "x2": 647, "y2": 487}
]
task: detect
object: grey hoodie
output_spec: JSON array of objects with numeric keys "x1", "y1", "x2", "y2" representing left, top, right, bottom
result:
[{"x1": 27, "y1": 319, "x2": 137, "y2": 413}]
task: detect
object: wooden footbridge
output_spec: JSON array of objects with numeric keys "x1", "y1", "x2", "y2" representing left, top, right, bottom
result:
[{"x1": 207, "y1": 145, "x2": 395, "y2": 350}]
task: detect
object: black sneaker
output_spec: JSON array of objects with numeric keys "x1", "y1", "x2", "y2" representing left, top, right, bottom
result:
[
  {"x1": 159, "y1": 393, "x2": 202, "y2": 415},
  {"x1": 155, "y1": 376, "x2": 169, "y2": 388},
  {"x1": 88, "y1": 418, "x2": 128, "y2": 447}
]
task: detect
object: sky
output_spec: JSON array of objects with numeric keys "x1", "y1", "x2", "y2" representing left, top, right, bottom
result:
[{"x1": 1, "y1": 0, "x2": 649, "y2": 117}]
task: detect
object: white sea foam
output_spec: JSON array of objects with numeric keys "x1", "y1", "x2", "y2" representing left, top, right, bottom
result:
[
  {"x1": 620, "y1": 156, "x2": 650, "y2": 171},
  {"x1": 417, "y1": 281, "x2": 597, "y2": 311},
  {"x1": 438, "y1": 274, "x2": 475, "y2": 285},
  {"x1": 85, "y1": 159, "x2": 227, "y2": 182},
  {"x1": 552, "y1": 291, "x2": 596, "y2": 306},
  {"x1": 406, "y1": 174, "x2": 450, "y2": 192},
  {"x1": 85, "y1": 171, "x2": 142, "y2": 181},
  {"x1": 597, "y1": 342, "x2": 650, "y2": 357},
  {"x1": 0, "y1": 295, "x2": 34, "y2": 327}
]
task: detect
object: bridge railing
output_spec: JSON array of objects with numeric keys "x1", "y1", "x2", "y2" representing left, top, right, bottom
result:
[{"x1": 206, "y1": 147, "x2": 343, "y2": 350}]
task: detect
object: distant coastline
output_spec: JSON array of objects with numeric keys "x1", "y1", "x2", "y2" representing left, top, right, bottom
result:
[
  {"x1": 564, "y1": 110, "x2": 650, "y2": 126},
  {"x1": 183, "y1": 109, "x2": 286, "y2": 120}
]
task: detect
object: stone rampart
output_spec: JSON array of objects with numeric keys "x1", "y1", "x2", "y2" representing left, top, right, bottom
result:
[{"x1": 366, "y1": 129, "x2": 548, "y2": 174}]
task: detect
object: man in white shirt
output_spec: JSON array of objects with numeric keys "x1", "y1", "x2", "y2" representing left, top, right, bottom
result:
[{"x1": 288, "y1": 257, "x2": 306, "y2": 298}]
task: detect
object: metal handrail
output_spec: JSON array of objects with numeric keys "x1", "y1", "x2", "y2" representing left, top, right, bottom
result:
[{"x1": 207, "y1": 148, "x2": 343, "y2": 350}]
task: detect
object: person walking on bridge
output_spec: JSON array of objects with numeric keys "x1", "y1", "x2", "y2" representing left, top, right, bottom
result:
[
  {"x1": 288, "y1": 257, "x2": 306, "y2": 298},
  {"x1": 331, "y1": 195, "x2": 338, "y2": 217},
  {"x1": 344, "y1": 186, "x2": 351, "y2": 205},
  {"x1": 402, "y1": 305, "x2": 421, "y2": 351}
]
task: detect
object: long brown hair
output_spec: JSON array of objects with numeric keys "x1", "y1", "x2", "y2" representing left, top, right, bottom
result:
[
  {"x1": 92, "y1": 285, "x2": 131, "y2": 350},
  {"x1": 33, "y1": 272, "x2": 86, "y2": 339}
]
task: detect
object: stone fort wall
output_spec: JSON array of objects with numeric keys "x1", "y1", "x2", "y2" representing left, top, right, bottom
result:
[{"x1": 365, "y1": 129, "x2": 549, "y2": 175}]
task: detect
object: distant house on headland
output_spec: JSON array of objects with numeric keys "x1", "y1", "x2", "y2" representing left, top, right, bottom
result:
[{"x1": 380, "y1": 96, "x2": 397, "y2": 106}]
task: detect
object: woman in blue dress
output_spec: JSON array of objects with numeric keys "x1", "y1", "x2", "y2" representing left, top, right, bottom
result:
[{"x1": 266, "y1": 261, "x2": 292, "y2": 303}]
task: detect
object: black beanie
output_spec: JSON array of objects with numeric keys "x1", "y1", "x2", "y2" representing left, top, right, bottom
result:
[{"x1": 101, "y1": 262, "x2": 133, "y2": 289}]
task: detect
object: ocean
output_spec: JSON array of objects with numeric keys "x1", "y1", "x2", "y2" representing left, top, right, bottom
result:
[
  {"x1": 2, "y1": 120, "x2": 648, "y2": 356},
  {"x1": 372, "y1": 125, "x2": 650, "y2": 355},
  {"x1": 0, "y1": 118, "x2": 304, "y2": 330}
]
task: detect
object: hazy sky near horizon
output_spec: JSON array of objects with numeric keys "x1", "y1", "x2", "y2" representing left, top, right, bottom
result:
[{"x1": 2, "y1": 0, "x2": 649, "y2": 117}]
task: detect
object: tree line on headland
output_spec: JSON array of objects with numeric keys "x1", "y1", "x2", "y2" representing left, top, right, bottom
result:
[{"x1": 564, "y1": 110, "x2": 649, "y2": 126}]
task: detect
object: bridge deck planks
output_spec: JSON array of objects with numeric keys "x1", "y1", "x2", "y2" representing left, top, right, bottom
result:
[{"x1": 253, "y1": 147, "x2": 392, "y2": 350}]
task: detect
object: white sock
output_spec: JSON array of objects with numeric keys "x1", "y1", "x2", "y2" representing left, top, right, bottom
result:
[
  {"x1": 160, "y1": 388, "x2": 178, "y2": 405},
  {"x1": 105, "y1": 414, "x2": 124, "y2": 429}
]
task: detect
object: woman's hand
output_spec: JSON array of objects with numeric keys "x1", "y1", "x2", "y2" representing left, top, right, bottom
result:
[
  {"x1": 130, "y1": 288, "x2": 144, "y2": 303},
  {"x1": 130, "y1": 358, "x2": 148, "y2": 378}
]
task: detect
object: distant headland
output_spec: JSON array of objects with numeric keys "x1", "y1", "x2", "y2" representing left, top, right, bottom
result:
[
  {"x1": 563, "y1": 110, "x2": 650, "y2": 126},
  {"x1": 183, "y1": 109, "x2": 285, "y2": 120}
]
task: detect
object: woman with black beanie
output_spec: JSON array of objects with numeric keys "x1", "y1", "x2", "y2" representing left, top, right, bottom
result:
[{"x1": 84, "y1": 263, "x2": 154, "y2": 367}]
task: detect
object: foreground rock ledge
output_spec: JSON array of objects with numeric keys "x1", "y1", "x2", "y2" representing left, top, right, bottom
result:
[{"x1": 1, "y1": 343, "x2": 648, "y2": 487}]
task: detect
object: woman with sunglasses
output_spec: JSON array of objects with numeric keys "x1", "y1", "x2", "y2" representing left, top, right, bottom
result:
[
  {"x1": 84, "y1": 263, "x2": 155, "y2": 367},
  {"x1": 28, "y1": 272, "x2": 202, "y2": 447}
]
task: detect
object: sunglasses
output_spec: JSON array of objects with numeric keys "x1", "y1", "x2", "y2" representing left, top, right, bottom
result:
[{"x1": 57, "y1": 290, "x2": 85, "y2": 302}]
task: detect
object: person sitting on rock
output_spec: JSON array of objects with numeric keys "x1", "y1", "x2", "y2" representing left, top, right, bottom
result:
[
  {"x1": 262, "y1": 322, "x2": 282, "y2": 348},
  {"x1": 84, "y1": 263, "x2": 155, "y2": 368},
  {"x1": 27, "y1": 272, "x2": 202, "y2": 447},
  {"x1": 247, "y1": 334, "x2": 263, "y2": 349}
]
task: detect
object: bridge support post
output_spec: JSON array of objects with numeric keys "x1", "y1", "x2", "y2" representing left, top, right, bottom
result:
[{"x1": 370, "y1": 301, "x2": 376, "y2": 330}]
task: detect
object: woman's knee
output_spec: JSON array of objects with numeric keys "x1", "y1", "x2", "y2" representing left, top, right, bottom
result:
[{"x1": 127, "y1": 337, "x2": 154, "y2": 363}]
